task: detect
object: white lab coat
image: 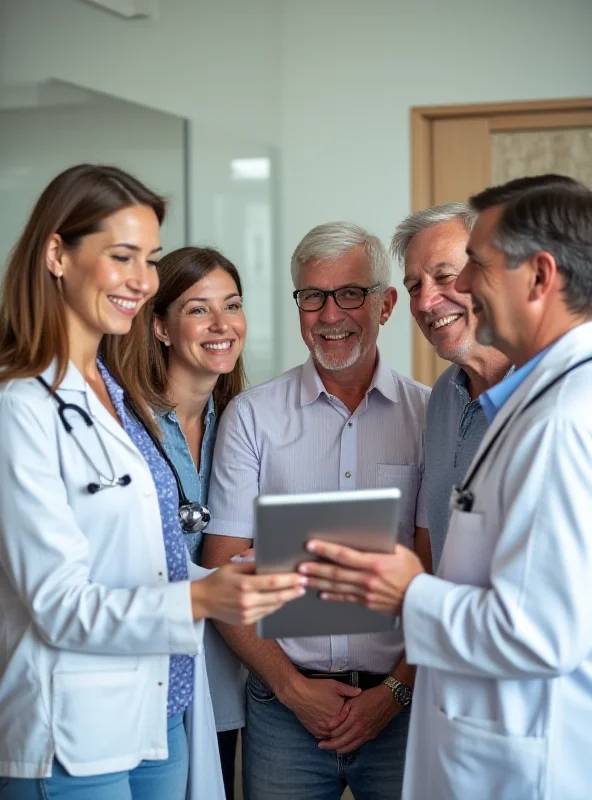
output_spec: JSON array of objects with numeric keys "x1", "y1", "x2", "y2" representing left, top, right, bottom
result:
[
  {"x1": 0, "y1": 362, "x2": 224, "y2": 798},
  {"x1": 402, "y1": 322, "x2": 592, "y2": 800}
]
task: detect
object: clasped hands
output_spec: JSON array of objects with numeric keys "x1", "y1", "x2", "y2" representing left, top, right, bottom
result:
[{"x1": 284, "y1": 676, "x2": 400, "y2": 754}]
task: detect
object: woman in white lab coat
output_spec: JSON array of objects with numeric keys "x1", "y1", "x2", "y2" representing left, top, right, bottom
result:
[{"x1": 0, "y1": 164, "x2": 305, "y2": 800}]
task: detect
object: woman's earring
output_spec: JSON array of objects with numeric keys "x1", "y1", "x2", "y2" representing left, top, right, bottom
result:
[{"x1": 56, "y1": 273, "x2": 63, "y2": 293}]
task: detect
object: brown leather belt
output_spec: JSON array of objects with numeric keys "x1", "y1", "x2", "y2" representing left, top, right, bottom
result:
[{"x1": 296, "y1": 667, "x2": 388, "y2": 691}]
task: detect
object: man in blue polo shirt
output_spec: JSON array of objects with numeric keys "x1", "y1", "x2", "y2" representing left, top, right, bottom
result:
[
  {"x1": 391, "y1": 175, "x2": 579, "y2": 570},
  {"x1": 391, "y1": 202, "x2": 510, "y2": 569}
]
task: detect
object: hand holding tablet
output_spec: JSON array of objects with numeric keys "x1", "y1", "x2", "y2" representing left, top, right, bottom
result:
[{"x1": 254, "y1": 488, "x2": 401, "y2": 638}]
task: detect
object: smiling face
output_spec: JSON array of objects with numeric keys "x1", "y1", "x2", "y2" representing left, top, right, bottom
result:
[
  {"x1": 297, "y1": 245, "x2": 395, "y2": 374},
  {"x1": 154, "y1": 267, "x2": 246, "y2": 381},
  {"x1": 46, "y1": 204, "x2": 162, "y2": 346},
  {"x1": 458, "y1": 205, "x2": 529, "y2": 356},
  {"x1": 403, "y1": 218, "x2": 478, "y2": 363}
]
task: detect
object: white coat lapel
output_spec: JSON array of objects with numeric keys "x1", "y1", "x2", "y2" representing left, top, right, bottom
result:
[
  {"x1": 466, "y1": 322, "x2": 592, "y2": 481},
  {"x1": 41, "y1": 360, "x2": 144, "y2": 462}
]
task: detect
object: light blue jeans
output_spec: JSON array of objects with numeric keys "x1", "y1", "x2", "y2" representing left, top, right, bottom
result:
[
  {"x1": 0, "y1": 714, "x2": 188, "y2": 800},
  {"x1": 243, "y1": 672, "x2": 410, "y2": 800}
]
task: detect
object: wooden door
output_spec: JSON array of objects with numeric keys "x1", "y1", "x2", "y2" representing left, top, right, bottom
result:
[{"x1": 410, "y1": 98, "x2": 592, "y2": 386}]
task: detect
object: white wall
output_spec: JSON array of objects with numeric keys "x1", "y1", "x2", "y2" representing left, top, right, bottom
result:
[
  {"x1": 0, "y1": 0, "x2": 282, "y2": 145},
  {"x1": 2, "y1": 0, "x2": 592, "y2": 378},
  {"x1": 0, "y1": 99, "x2": 185, "y2": 266},
  {"x1": 0, "y1": 0, "x2": 282, "y2": 383},
  {"x1": 279, "y1": 0, "x2": 592, "y2": 377}
]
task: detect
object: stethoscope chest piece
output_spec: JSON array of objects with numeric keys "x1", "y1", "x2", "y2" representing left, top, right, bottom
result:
[
  {"x1": 450, "y1": 485, "x2": 475, "y2": 513},
  {"x1": 179, "y1": 502, "x2": 211, "y2": 533}
]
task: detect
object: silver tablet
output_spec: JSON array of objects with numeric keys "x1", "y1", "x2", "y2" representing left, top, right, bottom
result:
[{"x1": 255, "y1": 487, "x2": 401, "y2": 639}]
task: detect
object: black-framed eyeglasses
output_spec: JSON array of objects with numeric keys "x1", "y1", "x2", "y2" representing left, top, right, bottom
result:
[{"x1": 293, "y1": 284, "x2": 381, "y2": 312}]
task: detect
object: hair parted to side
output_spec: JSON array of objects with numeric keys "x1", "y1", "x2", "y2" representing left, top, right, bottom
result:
[
  {"x1": 471, "y1": 180, "x2": 592, "y2": 317},
  {"x1": 390, "y1": 203, "x2": 477, "y2": 267},
  {"x1": 469, "y1": 173, "x2": 581, "y2": 212},
  {"x1": 291, "y1": 221, "x2": 391, "y2": 288},
  {"x1": 112, "y1": 246, "x2": 247, "y2": 417},
  {"x1": 0, "y1": 162, "x2": 166, "y2": 434}
]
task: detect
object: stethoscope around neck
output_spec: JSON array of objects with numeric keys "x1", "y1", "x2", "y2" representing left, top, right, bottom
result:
[
  {"x1": 37, "y1": 376, "x2": 211, "y2": 534},
  {"x1": 450, "y1": 355, "x2": 592, "y2": 514}
]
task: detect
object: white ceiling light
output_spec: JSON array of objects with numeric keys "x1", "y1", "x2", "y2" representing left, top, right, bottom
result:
[{"x1": 231, "y1": 158, "x2": 271, "y2": 181}]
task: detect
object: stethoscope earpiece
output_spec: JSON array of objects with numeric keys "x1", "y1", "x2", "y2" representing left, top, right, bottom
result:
[{"x1": 87, "y1": 474, "x2": 132, "y2": 494}]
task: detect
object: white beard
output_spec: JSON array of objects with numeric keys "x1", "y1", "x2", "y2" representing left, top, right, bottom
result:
[{"x1": 313, "y1": 338, "x2": 362, "y2": 371}]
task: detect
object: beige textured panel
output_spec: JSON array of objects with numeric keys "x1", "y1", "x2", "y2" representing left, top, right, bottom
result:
[{"x1": 491, "y1": 128, "x2": 592, "y2": 187}]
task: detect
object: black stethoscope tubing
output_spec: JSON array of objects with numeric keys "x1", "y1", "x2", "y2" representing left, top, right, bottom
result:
[
  {"x1": 37, "y1": 376, "x2": 210, "y2": 532},
  {"x1": 452, "y1": 356, "x2": 592, "y2": 512},
  {"x1": 124, "y1": 400, "x2": 211, "y2": 533},
  {"x1": 37, "y1": 375, "x2": 130, "y2": 494}
]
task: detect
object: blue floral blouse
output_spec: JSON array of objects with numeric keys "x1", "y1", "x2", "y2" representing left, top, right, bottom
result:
[{"x1": 98, "y1": 361, "x2": 194, "y2": 718}]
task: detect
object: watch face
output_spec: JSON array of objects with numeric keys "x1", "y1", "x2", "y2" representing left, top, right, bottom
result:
[{"x1": 394, "y1": 683, "x2": 412, "y2": 707}]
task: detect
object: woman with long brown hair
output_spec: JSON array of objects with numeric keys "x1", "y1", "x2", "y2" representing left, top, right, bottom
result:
[
  {"x1": 120, "y1": 246, "x2": 249, "y2": 799},
  {"x1": 0, "y1": 164, "x2": 304, "y2": 800}
]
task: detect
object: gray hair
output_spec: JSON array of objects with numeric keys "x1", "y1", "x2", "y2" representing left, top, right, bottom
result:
[
  {"x1": 481, "y1": 183, "x2": 592, "y2": 317},
  {"x1": 291, "y1": 221, "x2": 391, "y2": 288},
  {"x1": 390, "y1": 203, "x2": 477, "y2": 267}
]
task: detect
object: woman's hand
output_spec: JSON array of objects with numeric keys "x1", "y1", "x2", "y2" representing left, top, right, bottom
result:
[
  {"x1": 190, "y1": 562, "x2": 306, "y2": 626},
  {"x1": 298, "y1": 540, "x2": 425, "y2": 616}
]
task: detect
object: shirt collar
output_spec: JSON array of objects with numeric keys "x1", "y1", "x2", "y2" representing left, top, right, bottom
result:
[
  {"x1": 299, "y1": 352, "x2": 398, "y2": 407},
  {"x1": 96, "y1": 359, "x2": 126, "y2": 419},
  {"x1": 480, "y1": 348, "x2": 548, "y2": 425},
  {"x1": 451, "y1": 362, "x2": 515, "y2": 404},
  {"x1": 450, "y1": 365, "x2": 470, "y2": 400},
  {"x1": 159, "y1": 392, "x2": 216, "y2": 423}
]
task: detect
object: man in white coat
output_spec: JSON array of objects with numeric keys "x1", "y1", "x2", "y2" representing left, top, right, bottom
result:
[{"x1": 298, "y1": 178, "x2": 592, "y2": 799}]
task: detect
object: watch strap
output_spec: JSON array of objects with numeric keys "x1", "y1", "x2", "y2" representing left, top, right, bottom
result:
[{"x1": 382, "y1": 676, "x2": 412, "y2": 708}]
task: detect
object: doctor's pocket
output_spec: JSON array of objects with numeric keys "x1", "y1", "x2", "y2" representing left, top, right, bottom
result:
[
  {"x1": 52, "y1": 665, "x2": 144, "y2": 773},
  {"x1": 432, "y1": 707, "x2": 545, "y2": 800},
  {"x1": 376, "y1": 464, "x2": 420, "y2": 545}
]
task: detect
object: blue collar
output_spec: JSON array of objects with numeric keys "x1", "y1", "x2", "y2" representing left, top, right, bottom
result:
[
  {"x1": 158, "y1": 392, "x2": 216, "y2": 423},
  {"x1": 480, "y1": 348, "x2": 549, "y2": 424}
]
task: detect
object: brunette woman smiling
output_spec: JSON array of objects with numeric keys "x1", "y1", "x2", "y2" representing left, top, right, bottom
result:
[
  {"x1": 0, "y1": 165, "x2": 304, "y2": 800},
  {"x1": 120, "y1": 246, "x2": 249, "y2": 799}
]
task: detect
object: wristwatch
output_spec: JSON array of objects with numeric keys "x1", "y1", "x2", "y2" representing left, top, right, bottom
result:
[{"x1": 382, "y1": 677, "x2": 413, "y2": 708}]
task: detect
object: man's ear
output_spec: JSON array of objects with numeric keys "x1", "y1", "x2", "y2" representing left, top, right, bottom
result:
[
  {"x1": 153, "y1": 315, "x2": 170, "y2": 346},
  {"x1": 529, "y1": 251, "x2": 558, "y2": 301},
  {"x1": 380, "y1": 287, "x2": 398, "y2": 325}
]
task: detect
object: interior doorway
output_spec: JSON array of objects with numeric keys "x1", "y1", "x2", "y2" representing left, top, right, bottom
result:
[{"x1": 410, "y1": 96, "x2": 592, "y2": 385}]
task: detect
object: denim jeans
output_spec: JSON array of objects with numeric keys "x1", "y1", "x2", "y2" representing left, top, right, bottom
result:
[
  {"x1": 0, "y1": 714, "x2": 188, "y2": 800},
  {"x1": 243, "y1": 672, "x2": 410, "y2": 800}
]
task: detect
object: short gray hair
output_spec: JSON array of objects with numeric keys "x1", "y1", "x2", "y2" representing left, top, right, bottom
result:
[
  {"x1": 390, "y1": 203, "x2": 477, "y2": 267},
  {"x1": 478, "y1": 183, "x2": 592, "y2": 317},
  {"x1": 291, "y1": 221, "x2": 391, "y2": 288}
]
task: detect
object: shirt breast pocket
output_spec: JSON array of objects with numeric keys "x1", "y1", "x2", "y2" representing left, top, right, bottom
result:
[{"x1": 376, "y1": 464, "x2": 420, "y2": 547}]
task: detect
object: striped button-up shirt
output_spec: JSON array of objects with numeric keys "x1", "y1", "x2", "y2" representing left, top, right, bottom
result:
[{"x1": 207, "y1": 354, "x2": 430, "y2": 673}]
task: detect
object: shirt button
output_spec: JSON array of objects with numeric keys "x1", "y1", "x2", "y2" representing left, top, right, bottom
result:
[
  {"x1": 348, "y1": 422, "x2": 353, "y2": 428},
  {"x1": 345, "y1": 471, "x2": 351, "y2": 478},
  {"x1": 158, "y1": 681, "x2": 164, "y2": 687},
  {"x1": 158, "y1": 571, "x2": 163, "y2": 577}
]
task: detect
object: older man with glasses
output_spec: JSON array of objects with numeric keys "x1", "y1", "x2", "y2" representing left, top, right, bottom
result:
[{"x1": 201, "y1": 221, "x2": 431, "y2": 800}]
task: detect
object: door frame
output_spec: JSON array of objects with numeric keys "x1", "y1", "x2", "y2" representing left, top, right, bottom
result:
[{"x1": 410, "y1": 96, "x2": 592, "y2": 385}]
